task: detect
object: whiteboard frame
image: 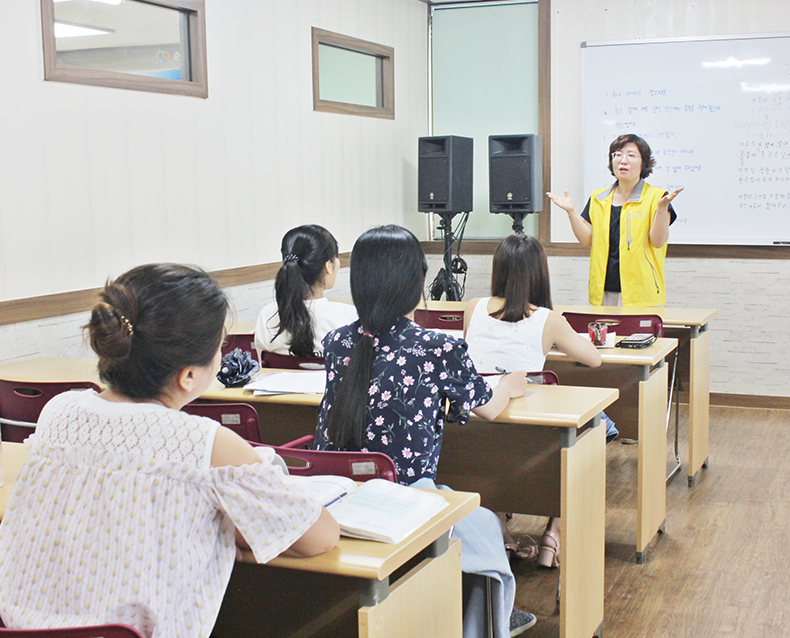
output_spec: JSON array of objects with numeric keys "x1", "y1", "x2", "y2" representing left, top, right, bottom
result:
[{"x1": 580, "y1": 32, "x2": 790, "y2": 247}]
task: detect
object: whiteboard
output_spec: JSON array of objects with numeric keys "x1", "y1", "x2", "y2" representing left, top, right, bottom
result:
[{"x1": 581, "y1": 34, "x2": 790, "y2": 246}]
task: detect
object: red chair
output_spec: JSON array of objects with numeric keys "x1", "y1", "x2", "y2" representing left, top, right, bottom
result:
[
  {"x1": 561, "y1": 312, "x2": 663, "y2": 338},
  {"x1": 181, "y1": 402, "x2": 262, "y2": 444},
  {"x1": 258, "y1": 436, "x2": 397, "y2": 483},
  {"x1": 260, "y1": 351, "x2": 325, "y2": 370},
  {"x1": 0, "y1": 625, "x2": 143, "y2": 638},
  {"x1": 0, "y1": 378, "x2": 101, "y2": 443},
  {"x1": 413, "y1": 308, "x2": 464, "y2": 331},
  {"x1": 222, "y1": 333, "x2": 258, "y2": 361}
]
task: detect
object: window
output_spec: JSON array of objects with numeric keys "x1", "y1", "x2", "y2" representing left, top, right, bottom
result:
[
  {"x1": 311, "y1": 27, "x2": 394, "y2": 119},
  {"x1": 40, "y1": 0, "x2": 208, "y2": 98}
]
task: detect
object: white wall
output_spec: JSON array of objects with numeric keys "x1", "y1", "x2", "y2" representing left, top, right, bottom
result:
[
  {"x1": 0, "y1": 0, "x2": 428, "y2": 303},
  {"x1": 545, "y1": 0, "x2": 790, "y2": 398}
]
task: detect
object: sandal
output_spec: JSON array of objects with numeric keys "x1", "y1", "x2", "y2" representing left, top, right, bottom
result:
[
  {"x1": 505, "y1": 535, "x2": 538, "y2": 561},
  {"x1": 537, "y1": 529, "x2": 560, "y2": 568}
]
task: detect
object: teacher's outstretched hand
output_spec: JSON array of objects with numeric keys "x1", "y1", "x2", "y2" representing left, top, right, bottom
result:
[{"x1": 547, "y1": 189, "x2": 593, "y2": 246}]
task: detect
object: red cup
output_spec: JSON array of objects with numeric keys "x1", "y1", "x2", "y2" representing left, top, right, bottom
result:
[{"x1": 588, "y1": 321, "x2": 608, "y2": 346}]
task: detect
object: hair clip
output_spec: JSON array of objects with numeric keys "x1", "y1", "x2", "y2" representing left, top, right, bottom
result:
[
  {"x1": 283, "y1": 254, "x2": 299, "y2": 263},
  {"x1": 362, "y1": 332, "x2": 374, "y2": 339},
  {"x1": 118, "y1": 314, "x2": 134, "y2": 336}
]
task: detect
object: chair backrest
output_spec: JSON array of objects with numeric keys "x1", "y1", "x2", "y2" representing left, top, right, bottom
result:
[
  {"x1": 0, "y1": 378, "x2": 101, "y2": 443},
  {"x1": 222, "y1": 333, "x2": 258, "y2": 361},
  {"x1": 527, "y1": 370, "x2": 559, "y2": 385},
  {"x1": 480, "y1": 371, "x2": 559, "y2": 385},
  {"x1": 0, "y1": 625, "x2": 143, "y2": 638},
  {"x1": 258, "y1": 436, "x2": 397, "y2": 483},
  {"x1": 260, "y1": 350, "x2": 325, "y2": 370},
  {"x1": 561, "y1": 312, "x2": 663, "y2": 338},
  {"x1": 181, "y1": 402, "x2": 262, "y2": 444},
  {"x1": 413, "y1": 308, "x2": 465, "y2": 331}
]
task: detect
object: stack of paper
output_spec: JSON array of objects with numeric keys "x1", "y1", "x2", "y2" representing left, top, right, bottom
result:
[{"x1": 243, "y1": 370, "x2": 326, "y2": 395}]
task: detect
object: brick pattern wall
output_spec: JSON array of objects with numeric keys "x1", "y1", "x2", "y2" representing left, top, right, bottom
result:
[{"x1": 426, "y1": 254, "x2": 790, "y2": 398}]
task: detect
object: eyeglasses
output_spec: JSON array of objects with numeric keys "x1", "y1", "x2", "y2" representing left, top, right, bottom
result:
[{"x1": 611, "y1": 151, "x2": 640, "y2": 162}]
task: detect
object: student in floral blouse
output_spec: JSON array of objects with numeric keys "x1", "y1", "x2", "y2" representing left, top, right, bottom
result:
[{"x1": 314, "y1": 225, "x2": 537, "y2": 637}]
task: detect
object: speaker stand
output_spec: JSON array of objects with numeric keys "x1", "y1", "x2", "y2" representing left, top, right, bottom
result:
[
  {"x1": 430, "y1": 212, "x2": 464, "y2": 301},
  {"x1": 509, "y1": 212, "x2": 526, "y2": 234}
]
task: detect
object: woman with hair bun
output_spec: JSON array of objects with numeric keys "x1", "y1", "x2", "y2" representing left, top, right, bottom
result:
[
  {"x1": 255, "y1": 225, "x2": 357, "y2": 357},
  {"x1": 0, "y1": 263, "x2": 338, "y2": 637}
]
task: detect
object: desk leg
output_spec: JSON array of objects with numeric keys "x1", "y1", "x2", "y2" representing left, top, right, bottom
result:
[
  {"x1": 688, "y1": 326, "x2": 711, "y2": 487},
  {"x1": 636, "y1": 362, "x2": 668, "y2": 564},
  {"x1": 359, "y1": 538, "x2": 462, "y2": 638},
  {"x1": 561, "y1": 418, "x2": 605, "y2": 638}
]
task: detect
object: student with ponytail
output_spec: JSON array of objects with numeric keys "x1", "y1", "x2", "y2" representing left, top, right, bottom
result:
[
  {"x1": 0, "y1": 264, "x2": 338, "y2": 637},
  {"x1": 314, "y1": 225, "x2": 536, "y2": 637},
  {"x1": 255, "y1": 225, "x2": 357, "y2": 357}
]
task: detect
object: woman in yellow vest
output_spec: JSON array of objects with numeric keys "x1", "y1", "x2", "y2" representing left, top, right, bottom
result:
[{"x1": 548, "y1": 134, "x2": 683, "y2": 306}]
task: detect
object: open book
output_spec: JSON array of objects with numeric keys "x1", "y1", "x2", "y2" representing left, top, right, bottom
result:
[
  {"x1": 243, "y1": 370, "x2": 326, "y2": 395},
  {"x1": 289, "y1": 476, "x2": 449, "y2": 544}
]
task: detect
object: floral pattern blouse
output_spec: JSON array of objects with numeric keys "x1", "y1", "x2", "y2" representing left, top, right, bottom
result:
[{"x1": 314, "y1": 317, "x2": 492, "y2": 485}]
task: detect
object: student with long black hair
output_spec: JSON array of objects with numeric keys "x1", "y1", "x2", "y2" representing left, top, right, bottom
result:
[
  {"x1": 254, "y1": 225, "x2": 357, "y2": 357},
  {"x1": 314, "y1": 225, "x2": 536, "y2": 637}
]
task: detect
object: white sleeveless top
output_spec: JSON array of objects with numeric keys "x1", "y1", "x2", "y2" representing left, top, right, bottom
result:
[
  {"x1": 465, "y1": 297, "x2": 550, "y2": 374},
  {"x1": 0, "y1": 391, "x2": 321, "y2": 637}
]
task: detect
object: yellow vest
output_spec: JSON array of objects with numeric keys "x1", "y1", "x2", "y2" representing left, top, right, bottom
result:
[{"x1": 587, "y1": 180, "x2": 668, "y2": 307}]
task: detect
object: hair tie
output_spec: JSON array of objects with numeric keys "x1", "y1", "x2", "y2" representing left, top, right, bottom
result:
[
  {"x1": 118, "y1": 314, "x2": 134, "y2": 336},
  {"x1": 362, "y1": 332, "x2": 374, "y2": 339},
  {"x1": 283, "y1": 254, "x2": 299, "y2": 264}
]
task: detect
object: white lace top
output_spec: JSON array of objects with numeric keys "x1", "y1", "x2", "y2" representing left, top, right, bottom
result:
[
  {"x1": 254, "y1": 297, "x2": 358, "y2": 356},
  {"x1": 465, "y1": 297, "x2": 551, "y2": 374},
  {"x1": 0, "y1": 391, "x2": 322, "y2": 638}
]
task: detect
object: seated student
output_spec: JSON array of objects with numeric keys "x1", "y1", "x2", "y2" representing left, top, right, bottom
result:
[
  {"x1": 0, "y1": 264, "x2": 339, "y2": 637},
  {"x1": 314, "y1": 225, "x2": 536, "y2": 638},
  {"x1": 463, "y1": 233, "x2": 603, "y2": 568},
  {"x1": 255, "y1": 225, "x2": 357, "y2": 357}
]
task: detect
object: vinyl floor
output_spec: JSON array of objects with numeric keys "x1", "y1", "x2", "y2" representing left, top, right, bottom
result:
[{"x1": 508, "y1": 404, "x2": 790, "y2": 638}]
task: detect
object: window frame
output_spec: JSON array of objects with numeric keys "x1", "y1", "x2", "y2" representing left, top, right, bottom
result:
[
  {"x1": 40, "y1": 0, "x2": 208, "y2": 98},
  {"x1": 311, "y1": 27, "x2": 394, "y2": 120}
]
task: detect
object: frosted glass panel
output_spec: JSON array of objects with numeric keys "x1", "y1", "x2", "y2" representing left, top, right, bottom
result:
[
  {"x1": 319, "y1": 44, "x2": 378, "y2": 107},
  {"x1": 432, "y1": 2, "x2": 539, "y2": 239}
]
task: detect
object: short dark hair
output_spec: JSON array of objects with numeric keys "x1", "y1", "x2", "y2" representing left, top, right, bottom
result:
[
  {"x1": 490, "y1": 234, "x2": 552, "y2": 322},
  {"x1": 327, "y1": 225, "x2": 428, "y2": 449},
  {"x1": 274, "y1": 225, "x2": 340, "y2": 356},
  {"x1": 607, "y1": 134, "x2": 655, "y2": 179},
  {"x1": 86, "y1": 263, "x2": 228, "y2": 400}
]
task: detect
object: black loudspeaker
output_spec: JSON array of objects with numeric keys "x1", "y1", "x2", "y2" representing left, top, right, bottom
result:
[
  {"x1": 489, "y1": 134, "x2": 543, "y2": 214},
  {"x1": 418, "y1": 136, "x2": 473, "y2": 213}
]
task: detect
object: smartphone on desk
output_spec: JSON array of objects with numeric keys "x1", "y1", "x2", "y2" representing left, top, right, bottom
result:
[{"x1": 615, "y1": 333, "x2": 657, "y2": 349}]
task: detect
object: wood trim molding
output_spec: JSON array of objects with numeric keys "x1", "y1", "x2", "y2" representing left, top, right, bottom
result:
[
  {"x1": 710, "y1": 393, "x2": 790, "y2": 410},
  {"x1": 0, "y1": 253, "x2": 351, "y2": 327},
  {"x1": 537, "y1": 0, "x2": 551, "y2": 244},
  {"x1": 423, "y1": 240, "x2": 790, "y2": 259}
]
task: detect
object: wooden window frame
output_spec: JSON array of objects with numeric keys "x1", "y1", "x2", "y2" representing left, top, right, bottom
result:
[
  {"x1": 312, "y1": 27, "x2": 394, "y2": 120},
  {"x1": 40, "y1": 0, "x2": 208, "y2": 98}
]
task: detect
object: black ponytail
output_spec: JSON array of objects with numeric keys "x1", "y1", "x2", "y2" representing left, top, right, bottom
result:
[
  {"x1": 273, "y1": 225, "x2": 339, "y2": 357},
  {"x1": 327, "y1": 225, "x2": 428, "y2": 448}
]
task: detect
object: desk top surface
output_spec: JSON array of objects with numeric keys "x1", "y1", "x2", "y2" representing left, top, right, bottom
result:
[
  {"x1": 0, "y1": 441, "x2": 477, "y2": 581},
  {"x1": 0, "y1": 358, "x2": 618, "y2": 430}
]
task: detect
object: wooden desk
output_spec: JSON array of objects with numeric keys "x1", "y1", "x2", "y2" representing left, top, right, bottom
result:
[
  {"x1": 0, "y1": 358, "x2": 616, "y2": 638},
  {"x1": 0, "y1": 443, "x2": 475, "y2": 638},
  {"x1": 553, "y1": 304, "x2": 717, "y2": 487},
  {"x1": 421, "y1": 300, "x2": 717, "y2": 487}
]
